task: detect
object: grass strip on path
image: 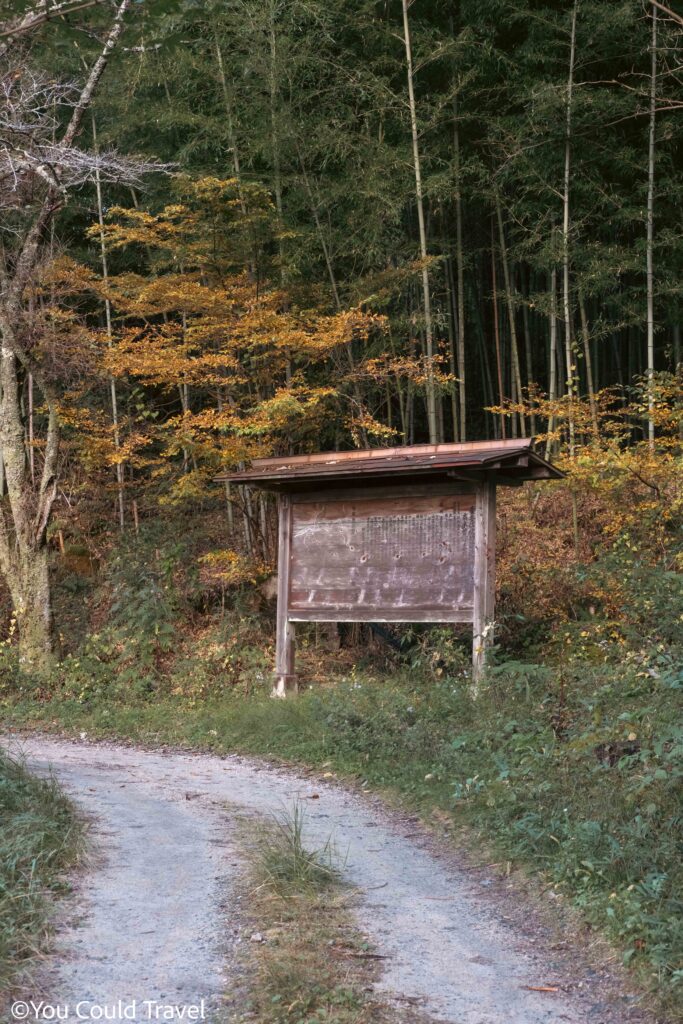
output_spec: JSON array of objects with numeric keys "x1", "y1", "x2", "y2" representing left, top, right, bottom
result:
[{"x1": 235, "y1": 802, "x2": 427, "y2": 1024}]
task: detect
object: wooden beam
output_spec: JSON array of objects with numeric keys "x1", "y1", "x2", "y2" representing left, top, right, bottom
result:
[
  {"x1": 290, "y1": 482, "x2": 476, "y2": 503},
  {"x1": 289, "y1": 608, "x2": 474, "y2": 624},
  {"x1": 472, "y1": 476, "x2": 496, "y2": 688},
  {"x1": 274, "y1": 493, "x2": 296, "y2": 697}
]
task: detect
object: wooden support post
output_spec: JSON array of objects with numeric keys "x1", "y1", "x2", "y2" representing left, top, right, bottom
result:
[
  {"x1": 274, "y1": 493, "x2": 297, "y2": 697},
  {"x1": 472, "y1": 475, "x2": 496, "y2": 689}
]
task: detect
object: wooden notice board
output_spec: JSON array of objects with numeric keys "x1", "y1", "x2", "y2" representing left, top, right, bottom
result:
[
  {"x1": 218, "y1": 438, "x2": 563, "y2": 694},
  {"x1": 287, "y1": 492, "x2": 476, "y2": 623}
]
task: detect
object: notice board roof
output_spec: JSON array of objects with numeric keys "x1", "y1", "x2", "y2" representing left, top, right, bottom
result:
[{"x1": 217, "y1": 439, "x2": 563, "y2": 492}]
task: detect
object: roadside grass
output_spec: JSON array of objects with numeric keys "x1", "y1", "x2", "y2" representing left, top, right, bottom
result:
[
  {"x1": 2, "y1": 654, "x2": 682, "y2": 1016},
  {"x1": 238, "y1": 803, "x2": 416, "y2": 1024},
  {"x1": 0, "y1": 748, "x2": 83, "y2": 997}
]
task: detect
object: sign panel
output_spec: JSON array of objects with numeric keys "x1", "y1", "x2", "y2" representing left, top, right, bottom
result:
[{"x1": 288, "y1": 493, "x2": 475, "y2": 622}]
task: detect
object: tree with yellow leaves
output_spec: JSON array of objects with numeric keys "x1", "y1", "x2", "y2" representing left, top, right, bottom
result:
[{"x1": 86, "y1": 176, "x2": 386, "y2": 556}]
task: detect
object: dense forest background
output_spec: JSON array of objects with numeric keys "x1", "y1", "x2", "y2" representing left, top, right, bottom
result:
[
  {"x1": 1, "y1": 2, "x2": 682, "y2": 1006},
  {"x1": 70, "y1": 0, "x2": 683, "y2": 454},
  {"x1": 1, "y1": 0, "x2": 681, "y2": 668}
]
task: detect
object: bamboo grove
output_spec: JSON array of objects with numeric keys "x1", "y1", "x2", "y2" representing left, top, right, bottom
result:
[
  {"x1": 88, "y1": 0, "x2": 682, "y2": 443},
  {"x1": 0, "y1": 0, "x2": 681, "y2": 664}
]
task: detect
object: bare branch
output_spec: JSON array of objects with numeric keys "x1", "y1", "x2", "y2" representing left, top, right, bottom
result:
[
  {"x1": 650, "y1": 1, "x2": 683, "y2": 29},
  {"x1": 62, "y1": 0, "x2": 132, "y2": 148},
  {"x1": 0, "y1": 0, "x2": 103, "y2": 49},
  {"x1": 1, "y1": 0, "x2": 150, "y2": 310},
  {"x1": 34, "y1": 405, "x2": 59, "y2": 542},
  {"x1": 0, "y1": 67, "x2": 169, "y2": 213}
]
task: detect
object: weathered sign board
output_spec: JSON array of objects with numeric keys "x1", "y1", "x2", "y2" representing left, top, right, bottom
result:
[
  {"x1": 218, "y1": 440, "x2": 561, "y2": 695},
  {"x1": 288, "y1": 490, "x2": 476, "y2": 622}
]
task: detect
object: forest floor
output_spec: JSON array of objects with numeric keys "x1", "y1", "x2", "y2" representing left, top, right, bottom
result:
[{"x1": 1, "y1": 734, "x2": 659, "y2": 1024}]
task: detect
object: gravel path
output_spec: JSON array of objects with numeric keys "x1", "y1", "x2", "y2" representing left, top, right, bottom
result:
[{"x1": 3, "y1": 735, "x2": 642, "y2": 1024}]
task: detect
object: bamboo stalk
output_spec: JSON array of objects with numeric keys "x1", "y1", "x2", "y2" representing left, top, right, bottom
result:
[
  {"x1": 490, "y1": 221, "x2": 506, "y2": 440},
  {"x1": 646, "y1": 4, "x2": 657, "y2": 445},
  {"x1": 563, "y1": 1, "x2": 579, "y2": 456},
  {"x1": 495, "y1": 194, "x2": 525, "y2": 437},
  {"x1": 521, "y1": 268, "x2": 537, "y2": 436},
  {"x1": 451, "y1": 68, "x2": 467, "y2": 441},
  {"x1": 402, "y1": 0, "x2": 438, "y2": 444},
  {"x1": 546, "y1": 240, "x2": 558, "y2": 460},
  {"x1": 444, "y1": 257, "x2": 459, "y2": 441},
  {"x1": 578, "y1": 289, "x2": 599, "y2": 435},
  {"x1": 91, "y1": 111, "x2": 125, "y2": 530}
]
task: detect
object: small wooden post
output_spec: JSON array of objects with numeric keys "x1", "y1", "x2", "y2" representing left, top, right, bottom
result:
[
  {"x1": 274, "y1": 493, "x2": 297, "y2": 697},
  {"x1": 472, "y1": 475, "x2": 496, "y2": 688}
]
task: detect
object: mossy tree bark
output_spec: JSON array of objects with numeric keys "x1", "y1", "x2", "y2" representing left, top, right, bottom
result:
[{"x1": 0, "y1": 341, "x2": 58, "y2": 671}]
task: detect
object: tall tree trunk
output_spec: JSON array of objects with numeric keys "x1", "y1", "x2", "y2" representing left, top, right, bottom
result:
[
  {"x1": 563, "y1": 1, "x2": 579, "y2": 454},
  {"x1": 214, "y1": 37, "x2": 245, "y2": 196},
  {"x1": 297, "y1": 149, "x2": 341, "y2": 310},
  {"x1": 449, "y1": 24, "x2": 467, "y2": 442},
  {"x1": 578, "y1": 289, "x2": 599, "y2": 434},
  {"x1": 520, "y1": 268, "x2": 537, "y2": 436},
  {"x1": 495, "y1": 194, "x2": 525, "y2": 437},
  {"x1": 214, "y1": 32, "x2": 267, "y2": 286},
  {"x1": 490, "y1": 224, "x2": 506, "y2": 439},
  {"x1": 402, "y1": 0, "x2": 438, "y2": 444},
  {"x1": 564, "y1": 0, "x2": 581, "y2": 547},
  {"x1": 545, "y1": 251, "x2": 558, "y2": 460},
  {"x1": 470, "y1": 277, "x2": 496, "y2": 438},
  {"x1": 388, "y1": 329, "x2": 408, "y2": 439},
  {"x1": 0, "y1": 343, "x2": 57, "y2": 670},
  {"x1": 92, "y1": 112, "x2": 125, "y2": 529},
  {"x1": 646, "y1": 4, "x2": 657, "y2": 444},
  {"x1": 454, "y1": 149, "x2": 466, "y2": 440},
  {"x1": 12, "y1": 547, "x2": 53, "y2": 667},
  {"x1": 296, "y1": 148, "x2": 368, "y2": 446},
  {"x1": 0, "y1": 0, "x2": 130, "y2": 669},
  {"x1": 268, "y1": 2, "x2": 286, "y2": 286},
  {"x1": 444, "y1": 257, "x2": 459, "y2": 440}
]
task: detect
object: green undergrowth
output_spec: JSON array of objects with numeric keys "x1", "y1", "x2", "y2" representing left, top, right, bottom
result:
[
  {"x1": 2, "y1": 531, "x2": 681, "y2": 1014},
  {"x1": 3, "y1": 652, "x2": 681, "y2": 1013},
  {"x1": 0, "y1": 749, "x2": 83, "y2": 997}
]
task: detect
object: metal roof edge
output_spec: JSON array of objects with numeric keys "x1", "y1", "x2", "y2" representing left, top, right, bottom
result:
[
  {"x1": 248, "y1": 437, "x2": 534, "y2": 471},
  {"x1": 215, "y1": 441, "x2": 564, "y2": 485}
]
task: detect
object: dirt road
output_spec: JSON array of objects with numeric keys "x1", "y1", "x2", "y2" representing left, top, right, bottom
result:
[{"x1": 3, "y1": 735, "x2": 644, "y2": 1024}]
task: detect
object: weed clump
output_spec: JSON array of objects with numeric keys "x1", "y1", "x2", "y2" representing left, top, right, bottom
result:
[{"x1": 255, "y1": 803, "x2": 339, "y2": 898}]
